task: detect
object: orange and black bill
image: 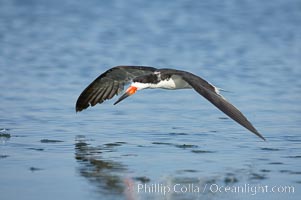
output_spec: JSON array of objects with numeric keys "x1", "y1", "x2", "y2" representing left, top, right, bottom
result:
[{"x1": 114, "y1": 86, "x2": 137, "y2": 105}]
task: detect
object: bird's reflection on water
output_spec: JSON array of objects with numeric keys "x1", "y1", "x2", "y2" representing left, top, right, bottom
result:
[
  {"x1": 74, "y1": 135, "x2": 273, "y2": 200},
  {"x1": 74, "y1": 135, "x2": 128, "y2": 198}
]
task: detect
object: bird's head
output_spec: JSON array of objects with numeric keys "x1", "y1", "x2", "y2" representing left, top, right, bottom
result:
[{"x1": 113, "y1": 82, "x2": 150, "y2": 105}]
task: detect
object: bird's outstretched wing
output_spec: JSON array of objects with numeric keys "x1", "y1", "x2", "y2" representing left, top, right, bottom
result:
[
  {"x1": 76, "y1": 66, "x2": 156, "y2": 112},
  {"x1": 164, "y1": 69, "x2": 265, "y2": 140}
]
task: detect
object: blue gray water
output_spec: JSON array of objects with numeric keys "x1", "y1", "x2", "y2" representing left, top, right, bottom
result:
[{"x1": 1, "y1": 0, "x2": 301, "y2": 199}]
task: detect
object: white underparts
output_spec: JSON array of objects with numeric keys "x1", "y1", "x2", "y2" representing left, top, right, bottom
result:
[
  {"x1": 152, "y1": 76, "x2": 191, "y2": 89},
  {"x1": 132, "y1": 75, "x2": 191, "y2": 90}
]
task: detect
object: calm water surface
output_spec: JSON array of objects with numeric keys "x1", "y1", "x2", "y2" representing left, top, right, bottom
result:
[{"x1": 1, "y1": 0, "x2": 301, "y2": 199}]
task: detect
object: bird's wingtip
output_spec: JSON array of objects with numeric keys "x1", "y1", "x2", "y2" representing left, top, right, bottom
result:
[
  {"x1": 75, "y1": 104, "x2": 84, "y2": 113},
  {"x1": 260, "y1": 135, "x2": 266, "y2": 141},
  {"x1": 253, "y1": 130, "x2": 266, "y2": 141}
]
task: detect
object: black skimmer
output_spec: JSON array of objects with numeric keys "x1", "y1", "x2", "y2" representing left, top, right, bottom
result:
[{"x1": 76, "y1": 66, "x2": 265, "y2": 140}]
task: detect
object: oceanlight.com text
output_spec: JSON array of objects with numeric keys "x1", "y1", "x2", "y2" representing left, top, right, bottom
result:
[{"x1": 137, "y1": 183, "x2": 295, "y2": 196}]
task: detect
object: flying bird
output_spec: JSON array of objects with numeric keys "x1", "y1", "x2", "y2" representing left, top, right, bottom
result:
[{"x1": 76, "y1": 66, "x2": 265, "y2": 140}]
